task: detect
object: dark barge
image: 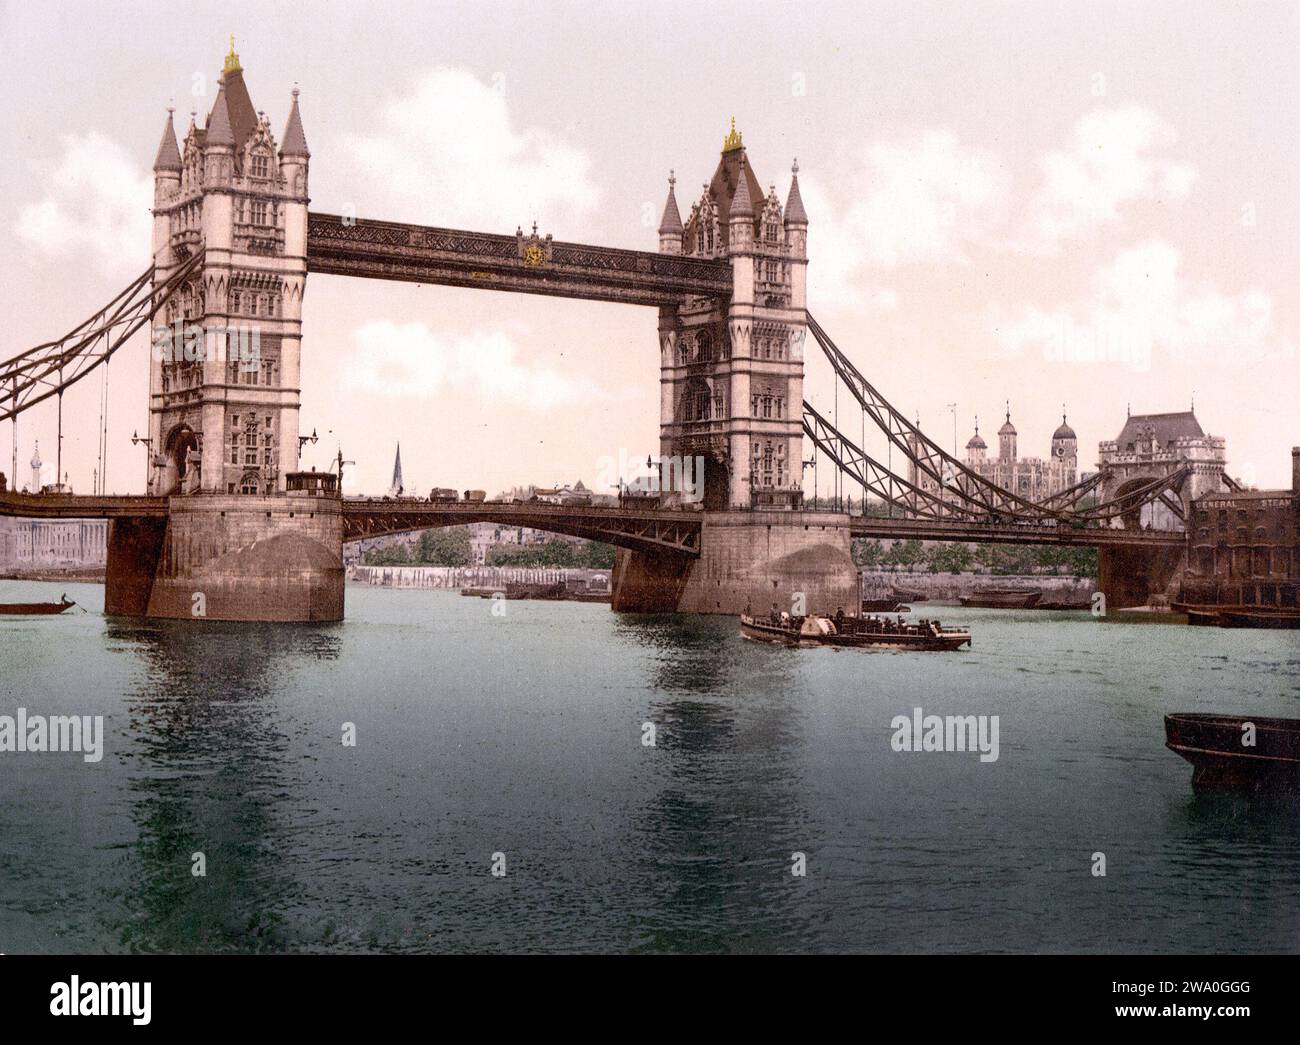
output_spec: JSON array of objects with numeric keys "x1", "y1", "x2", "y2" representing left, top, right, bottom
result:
[{"x1": 1165, "y1": 713, "x2": 1300, "y2": 792}]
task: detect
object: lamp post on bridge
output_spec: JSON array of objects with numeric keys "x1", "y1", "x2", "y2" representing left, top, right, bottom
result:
[
  {"x1": 131, "y1": 430, "x2": 153, "y2": 491},
  {"x1": 297, "y1": 427, "x2": 318, "y2": 460},
  {"x1": 332, "y1": 447, "x2": 355, "y2": 494}
]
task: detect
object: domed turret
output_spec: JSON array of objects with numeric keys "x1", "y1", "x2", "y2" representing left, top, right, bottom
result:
[
  {"x1": 966, "y1": 417, "x2": 987, "y2": 464},
  {"x1": 1051, "y1": 408, "x2": 1077, "y2": 465},
  {"x1": 998, "y1": 403, "x2": 1017, "y2": 462}
]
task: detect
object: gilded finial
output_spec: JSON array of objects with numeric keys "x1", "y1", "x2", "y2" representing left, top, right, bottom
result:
[
  {"x1": 722, "y1": 116, "x2": 743, "y2": 152},
  {"x1": 668, "y1": 169, "x2": 675, "y2": 189},
  {"x1": 223, "y1": 35, "x2": 241, "y2": 74},
  {"x1": 792, "y1": 157, "x2": 799, "y2": 175}
]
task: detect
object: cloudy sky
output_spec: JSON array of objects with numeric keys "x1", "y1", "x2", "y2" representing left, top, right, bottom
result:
[{"x1": 2, "y1": 0, "x2": 1297, "y2": 494}]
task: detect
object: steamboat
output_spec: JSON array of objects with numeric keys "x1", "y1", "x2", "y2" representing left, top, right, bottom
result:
[{"x1": 740, "y1": 611, "x2": 971, "y2": 651}]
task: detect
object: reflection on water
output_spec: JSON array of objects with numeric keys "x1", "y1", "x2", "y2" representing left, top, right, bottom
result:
[
  {"x1": 1, "y1": 584, "x2": 1298, "y2": 953},
  {"x1": 104, "y1": 621, "x2": 342, "y2": 952}
]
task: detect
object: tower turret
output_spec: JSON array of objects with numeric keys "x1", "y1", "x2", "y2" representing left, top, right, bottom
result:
[
  {"x1": 965, "y1": 417, "x2": 987, "y2": 465},
  {"x1": 657, "y1": 171, "x2": 683, "y2": 254},
  {"x1": 998, "y1": 403, "x2": 1017, "y2": 463},
  {"x1": 784, "y1": 160, "x2": 808, "y2": 312},
  {"x1": 1051, "y1": 407, "x2": 1077, "y2": 467},
  {"x1": 152, "y1": 109, "x2": 182, "y2": 267},
  {"x1": 727, "y1": 155, "x2": 755, "y2": 252}
]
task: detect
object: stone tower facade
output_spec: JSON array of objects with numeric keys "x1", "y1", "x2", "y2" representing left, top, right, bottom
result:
[
  {"x1": 1098, "y1": 409, "x2": 1226, "y2": 529},
  {"x1": 655, "y1": 122, "x2": 808, "y2": 510},
  {"x1": 147, "y1": 41, "x2": 309, "y2": 497}
]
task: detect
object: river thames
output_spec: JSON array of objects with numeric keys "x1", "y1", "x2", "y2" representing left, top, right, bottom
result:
[{"x1": 1, "y1": 580, "x2": 1298, "y2": 953}]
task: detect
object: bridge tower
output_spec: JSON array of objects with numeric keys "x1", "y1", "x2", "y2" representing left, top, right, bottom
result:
[
  {"x1": 147, "y1": 40, "x2": 308, "y2": 498},
  {"x1": 656, "y1": 122, "x2": 808, "y2": 510},
  {"x1": 616, "y1": 128, "x2": 857, "y2": 616},
  {"x1": 104, "y1": 42, "x2": 340, "y2": 623}
]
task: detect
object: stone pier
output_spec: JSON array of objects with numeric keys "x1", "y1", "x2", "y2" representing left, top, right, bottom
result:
[
  {"x1": 612, "y1": 510, "x2": 860, "y2": 615},
  {"x1": 105, "y1": 494, "x2": 344, "y2": 621}
]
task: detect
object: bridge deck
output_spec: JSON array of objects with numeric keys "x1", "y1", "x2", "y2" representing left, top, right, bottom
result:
[
  {"x1": 0, "y1": 492, "x2": 1185, "y2": 550},
  {"x1": 848, "y1": 514, "x2": 1185, "y2": 547},
  {"x1": 306, "y1": 213, "x2": 733, "y2": 306},
  {"x1": 0, "y1": 492, "x2": 169, "y2": 519},
  {"x1": 341, "y1": 499, "x2": 705, "y2": 556}
]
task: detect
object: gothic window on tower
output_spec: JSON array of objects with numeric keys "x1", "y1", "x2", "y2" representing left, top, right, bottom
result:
[
  {"x1": 252, "y1": 201, "x2": 268, "y2": 225},
  {"x1": 231, "y1": 291, "x2": 241, "y2": 313},
  {"x1": 252, "y1": 152, "x2": 269, "y2": 179}
]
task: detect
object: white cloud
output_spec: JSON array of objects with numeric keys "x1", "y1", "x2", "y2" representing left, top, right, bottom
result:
[
  {"x1": 343, "y1": 320, "x2": 594, "y2": 409},
  {"x1": 845, "y1": 130, "x2": 1010, "y2": 267},
  {"x1": 798, "y1": 129, "x2": 1007, "y2": 310},
  {"x1": 1025, "y1": 106, "x2": 1195, "y2": 248},
  {"x1": 17, "y1": 133, "x2": 152, "y2": 273},
  {"x1": 344, "y1": 67, "x2": 599, "y2": 230},
  {"x1": 997, "y1": 240, "x2": 1292, "y2": 372}
]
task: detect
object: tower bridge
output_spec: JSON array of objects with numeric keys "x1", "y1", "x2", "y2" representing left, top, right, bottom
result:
[{"x1": 3, "y1": 43, "x2": 1282, "y2": 622}]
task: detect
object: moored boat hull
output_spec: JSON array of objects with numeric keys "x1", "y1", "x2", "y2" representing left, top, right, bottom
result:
[{"x1": 1165, "y1": 713, "x2": 1300, "y2": 793}]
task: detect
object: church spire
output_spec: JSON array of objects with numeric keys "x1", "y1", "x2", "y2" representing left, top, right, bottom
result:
[{"x1": 388, "y1": 443, "x2": 404, "y2": 497}]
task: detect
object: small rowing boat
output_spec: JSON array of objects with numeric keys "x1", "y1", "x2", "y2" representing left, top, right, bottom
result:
[
  {"x1": 959, "y1": 588, "x2": 1041, "y2": 609},
  {"x1": 0, "y1": 594, "x2": 76, "y2": 616}
]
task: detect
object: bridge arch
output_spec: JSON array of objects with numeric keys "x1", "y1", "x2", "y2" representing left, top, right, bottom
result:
[{"x1": 159, "y1": 423, "x2": 199, "y2": 495}]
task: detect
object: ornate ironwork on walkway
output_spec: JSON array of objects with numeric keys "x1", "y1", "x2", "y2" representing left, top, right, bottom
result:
[{"x1": 306, "y1": 213, "x2": 733, "y2": 306}]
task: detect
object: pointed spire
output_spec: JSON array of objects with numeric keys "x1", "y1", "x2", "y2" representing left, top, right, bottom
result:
[
  {"x1": 281, "y1": 86, "x2": 310, "y2": 158},
  {"x1": 206, "y1": 82, "x2": 235, "y2": 147},
  {"x1": 729, "y1": 156, "x2": 753, "y2": 219},
  {"x1": 658, "y1": 170, "x2": 683, "y2": 234},
  {"x1": 153, "y1": 107, "x2": 182, "y2": 171},
  {"x1": 389, "y1": 443, "x2": 404, "y2": 496},
  {"x1": 785, "y1": 158, "x2": 808, "y2": 225}
]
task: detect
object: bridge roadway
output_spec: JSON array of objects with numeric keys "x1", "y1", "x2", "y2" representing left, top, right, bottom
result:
[
  {"x1": 1, "y1": 491, "x2": 1185, "y2": 552},
  {"x1": 848, "y1": 514, "x2": 1186, "y2": 548}
]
